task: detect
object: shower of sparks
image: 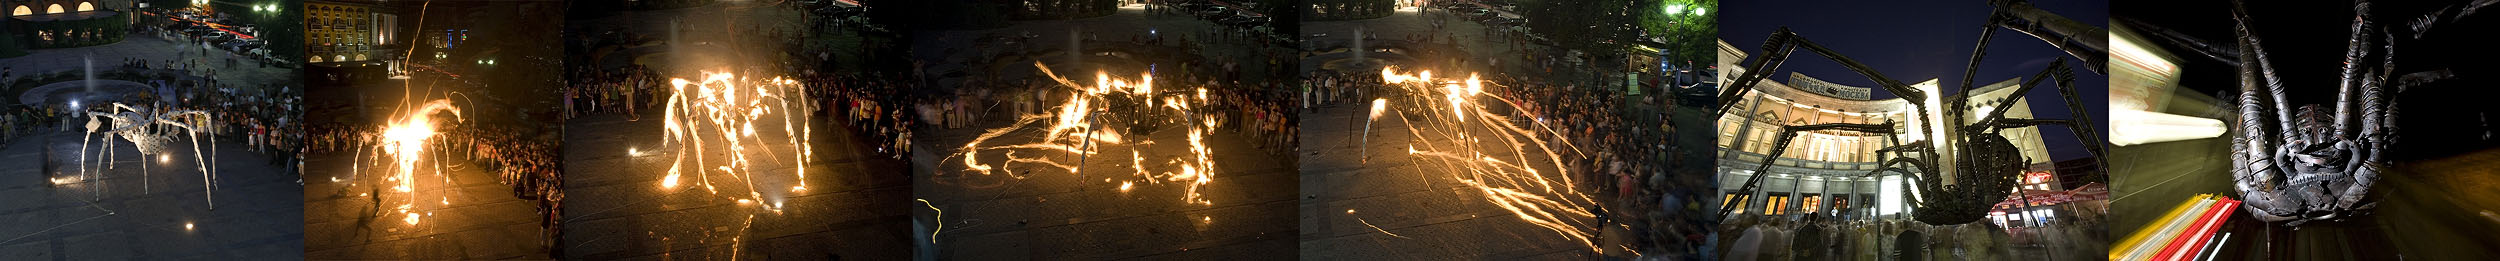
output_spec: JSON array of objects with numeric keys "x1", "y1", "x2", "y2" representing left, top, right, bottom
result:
[
  {"x1": 1368, "y1": 67, "x2": 1598, "y2": 251},
  {"x1": 658, "y1": 71, "x2": 813, "y2": 213},
  {"x1": 360, "y1": 97, "x2": 463, "y2": 226},
  {"x1": 943, "y1": 62, "x2": 1219, "y2": 206}
]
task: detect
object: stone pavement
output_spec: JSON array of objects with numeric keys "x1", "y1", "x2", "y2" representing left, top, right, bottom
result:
[
  {"x1": 560, "y1": 112, "x2": 912, "y2": 260},
  {"x1": 301, "y1": 137, "x2": 552, "y2": 259},
  {"x1": 0, "y1": 129, "x2": 303, "y2": 260}
]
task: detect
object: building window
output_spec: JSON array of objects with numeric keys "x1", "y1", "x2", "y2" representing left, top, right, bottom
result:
[
  {"x1": 76, "y1": 2, "x2": 91, "y2": 12},
  {"x1": 1766, "y1": 195, "x2": 1789, "y2": 215},
  {"x1": 11, "y1": 6, "x2": 28, "y2": 16},
  {"x1": 46, "y1": 4, "x2": 62, "y2": 14},
  {"x1": 1723, "y1": 193, "x2": 1744, "y2": 214},
  {"x1": 1803, "y1": 195, "x2": 1823, "y2": 213},
  {"x1": 1718, "y1": 119, "x2": 1740, "y2": 148}
]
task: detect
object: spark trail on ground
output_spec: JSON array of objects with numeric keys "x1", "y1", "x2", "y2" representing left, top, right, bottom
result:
[
  {"x1": 943, "y1": 61, "x2": 1220, "y2": 206},
  {"x1": 1357, "y1": 67, "x2": 1600, "y2": 251}
]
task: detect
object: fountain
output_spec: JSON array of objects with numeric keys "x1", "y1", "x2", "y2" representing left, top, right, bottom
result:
[
  {"x1": 1351, "y1": 28, "x2": 1364, "y2": 64},
  {"x1": 1068, "y1": 28, "x2": 1083, "y2": 69},
  {"x1": 85, "y1": 54, "x2": 95, "y2": 94}
]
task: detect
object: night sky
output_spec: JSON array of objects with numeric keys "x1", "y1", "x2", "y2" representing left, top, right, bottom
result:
[{"x1": 1722, "y1": 0, "x2": 2111, "y2": 162}]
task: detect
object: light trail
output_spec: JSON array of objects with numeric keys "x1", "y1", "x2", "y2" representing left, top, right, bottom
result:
[
  {"x1": 1348, "y1": 209, "x2": 1409, "y2": 239},
  {"x1": 942, "y1": 62, "x2": 1220, "y2": 206},
  {"x1": 657, "y1": 71, "x2": 813, "y2": 213},
  {"x1": 366, "y1": 95, "x2": 462, "y2": 226},
  {"x1": 1366, "y1": 67, "x2": 1600, "y2": 252}
]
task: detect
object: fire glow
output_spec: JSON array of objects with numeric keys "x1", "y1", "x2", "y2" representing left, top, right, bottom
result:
[
  {"x1": 358, "y1": 95, "x2": 462, "y2": 226},
  {"x1": 1362, "y1": 67, "x2": 1599, "y2": 251},
  {"x1": 657, "y1": 71, "x2": 813, "y2": 213},
  {"x1": 944, "y1": 62, "x2": 1218, "y2": 206}
]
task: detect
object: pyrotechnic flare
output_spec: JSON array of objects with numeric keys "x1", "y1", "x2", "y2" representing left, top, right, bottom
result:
[
  {"x1": 945, "y1": 61, "x2": 1219, "y2": 205},
  {"x1": 1360, "y1": 67, "x2": 1599, "y2": 251},
  {"x1": 1363, "y1": 98, "x2": 1387, "y2": 163},
  {"x1": 659, "y1": 71, "x2": 813, "y2": 213},
  {"x1": 372, "y1": 98, "x2": 461, "y2": 225}
]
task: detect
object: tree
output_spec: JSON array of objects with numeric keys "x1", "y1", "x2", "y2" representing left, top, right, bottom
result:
[
  {"x1": 1642, "y1": 0, "x2": 1715, "y2": 67},
  {"x1": 1523, "y1": 0, "x2": 1640, "y2": 54}
]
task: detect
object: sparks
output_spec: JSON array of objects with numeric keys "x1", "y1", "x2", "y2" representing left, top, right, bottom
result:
[
  {"x1": 945, "y1": 62, "x2": 1220, "y2": 206},
  {"x1": 658, "y1": 71, "x2": 812, "y2": 212},
  {"x1": 1365, "y1": 67, "x2": 1598, "y2": 251}
]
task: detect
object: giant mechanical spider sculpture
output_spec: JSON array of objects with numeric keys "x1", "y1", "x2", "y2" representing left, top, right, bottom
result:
[
  {"x1": 1714, "y1": 0, "x2": 2109, "y2": 225},
  {"x1": 2120, "y1": 0, "x2": 2487, "y2": 226},
  {"x1": 78, "y1": 102, "x2": 219, "y2": 209}
]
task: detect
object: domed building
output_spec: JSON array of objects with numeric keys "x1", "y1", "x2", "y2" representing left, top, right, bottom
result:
[
  {"x1": 1713, "y1": 39, "x2": 2069, "y2": 226},
  {"x1": 3, "y1": 0, "x2": 133, "y2": 54}
]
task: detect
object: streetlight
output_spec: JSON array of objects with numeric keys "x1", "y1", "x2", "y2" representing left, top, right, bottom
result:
[{"x1": 1664, "y1": 4, "x2": 1684, "y2": 15}]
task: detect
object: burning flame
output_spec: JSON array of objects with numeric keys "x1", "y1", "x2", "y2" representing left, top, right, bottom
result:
[
  {"x1": 945, "y1": 62, "x2": 1219, "y2": 206},
  {"x1": 658, "y1": 71, "x2": 813, "y2": 213}
]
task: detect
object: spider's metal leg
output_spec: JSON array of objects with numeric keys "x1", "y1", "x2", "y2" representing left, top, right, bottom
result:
[
  {"x1": 2336, "y1": 1, "x2": 2376, "y2": 139},
  {"x1": 2345, "y1": 31, "x2": 2400, "y2": 211},
  {"x1": 1715, "y1": 28, "x2": 1800, "y2": 115},
  {"x1": 1989, "y1": 0, "x2": 2110, "y2": 74},
  {"x1": 2408, "y1": 0, "x2": 2498, "y2": 39},
  {"x1": 2234, "y1": 0, "x2": 2296, "y2": 135},
  {"x1": 1956, "y1": 12, "x2": 2007, "y2": 127},
  {"x1": 2114, "y1": 17, "x2": 2242, "y2": 67},
  {"x1": 1979, "y1": 60, "x2": 2108, "y2": 175},
  {"x1": 2229, "y1": 7, "x2": 2298, "y2": 222},
  {"x1": 79, "y1": 115, "x2": 96, "y2": 182},
  {"x1": 188, "y1": 131, "x2": 212, "y2": 210}
]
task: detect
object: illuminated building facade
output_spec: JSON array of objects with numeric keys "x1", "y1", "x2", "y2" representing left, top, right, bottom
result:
[
  {"x1": 4, "y1": 0, "x2": 121, "y2": 17},
  {"x1": 3, "y1": 0, "x2": 131, "y2": 50},
  {"x1": 305, "y1": 0, "x2": 390, "y2": 64},
  {"x1": 1713, "y1": 39, "x2": 2058, "y2": 220}
]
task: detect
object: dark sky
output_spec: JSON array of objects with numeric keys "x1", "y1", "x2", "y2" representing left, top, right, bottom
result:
[{"x1": 1723, "y1": 0, "x2": 2111, "y2": 162}]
